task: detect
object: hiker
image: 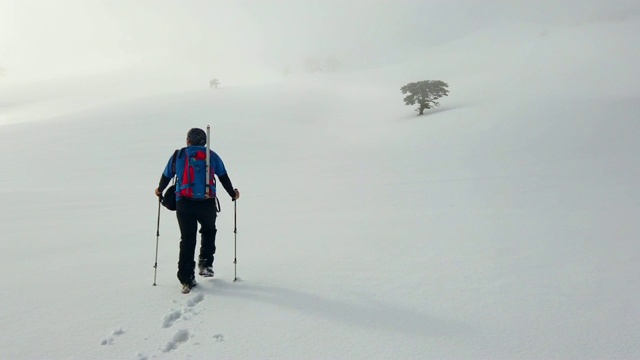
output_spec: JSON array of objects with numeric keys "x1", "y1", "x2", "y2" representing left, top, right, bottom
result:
[{"x1": 155, "y1": 128, "x2": 240, "y2": 291}]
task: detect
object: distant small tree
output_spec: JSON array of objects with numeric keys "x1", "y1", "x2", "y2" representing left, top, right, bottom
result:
[
  {"x1": 401, "y1": 80, "x2": 449, "y2": 115},
  {"x1": 209, "y1": 78, "x2": 220, "y2": 88},
  {"x1": 304, "y1": 57, "x2": 322, "y2": 73},
  {"x1": 324, "y1": 56, "x2": 342, "y2": 72}
]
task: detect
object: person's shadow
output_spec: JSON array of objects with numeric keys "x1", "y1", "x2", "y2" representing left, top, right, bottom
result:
[{"x1": 199, "y1": 279, "x2": 469, "y2": 338}]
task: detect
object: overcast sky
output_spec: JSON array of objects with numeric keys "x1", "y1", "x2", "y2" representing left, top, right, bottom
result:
[{"x1": 1, "y1": 0, "x2": 639, "y2": 84}]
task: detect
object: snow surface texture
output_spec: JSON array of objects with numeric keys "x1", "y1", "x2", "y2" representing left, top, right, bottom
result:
[{"x1": 1, "y1": 9, "x2": 639, "y2": 360}]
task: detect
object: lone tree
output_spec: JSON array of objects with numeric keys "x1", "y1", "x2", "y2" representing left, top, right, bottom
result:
[
  {"x1": 304, "y1": 56, "x2": 322, "y2": 73},
  {"x1": 209, "y1": 78, "x2": 220, "y2": 88},
  {"x1": 324, "y1": 56, "x2": 342, "y2": 72},
  {"x1": 401, "y1": 80, "x2": 449, "y2": 115}
]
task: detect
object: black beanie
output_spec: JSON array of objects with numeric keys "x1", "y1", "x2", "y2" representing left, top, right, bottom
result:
[{"x1": 187, "y1": 128, "x2": 207, "y2": 146}]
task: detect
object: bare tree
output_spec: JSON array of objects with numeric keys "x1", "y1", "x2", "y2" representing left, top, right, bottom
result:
[{"x1": 209, "y1": 78, "x2": 220, "y2": 88}]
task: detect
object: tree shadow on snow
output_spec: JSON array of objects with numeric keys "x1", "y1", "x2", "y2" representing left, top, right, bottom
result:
[
  {"x1": 201, "y1": 279, "x2": 470, "y2": 338},
  {"x1": 399, "y1": 104, "x2": 466, "y2": 121}
]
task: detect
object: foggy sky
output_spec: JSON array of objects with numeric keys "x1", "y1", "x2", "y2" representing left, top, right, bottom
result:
[{"x1": 1, "y1": 0, "x2": 639, "y2": 84}]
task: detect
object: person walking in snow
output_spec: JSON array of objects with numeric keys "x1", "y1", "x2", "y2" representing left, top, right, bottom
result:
[{"x1": 155, "y1": 128, "x2": 240, "y2": 291}]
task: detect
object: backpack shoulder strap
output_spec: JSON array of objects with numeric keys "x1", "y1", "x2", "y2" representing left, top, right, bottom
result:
[
  {"x1": 172, "y1": 148, "x2": 188, "y2": 169},
  {"x1": 171, "y1": 149, "x2": 179, "y2": 174},
  {"x1": 171, "y1": 148, "x2": 186, "y2": 184}
]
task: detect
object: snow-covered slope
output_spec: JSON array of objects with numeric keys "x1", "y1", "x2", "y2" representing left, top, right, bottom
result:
[{"x1": 0, "y1": 18, "x2": 638, "y2": 359}]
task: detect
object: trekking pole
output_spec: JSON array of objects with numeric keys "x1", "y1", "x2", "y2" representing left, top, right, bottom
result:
[
  {"x1": 205, "y1": 125, "x2": 211, "y2": 198},
  {"x1": 153, "y1": 197, "x2": 161, "y2": 286},
  {"x1": 233, "y1": 198, "x2": 240, "y2": 282}
]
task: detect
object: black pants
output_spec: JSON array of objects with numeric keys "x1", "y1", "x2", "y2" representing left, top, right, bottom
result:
[{"x1": 176, "y1": 198, "x2": 217, "y2": 283}]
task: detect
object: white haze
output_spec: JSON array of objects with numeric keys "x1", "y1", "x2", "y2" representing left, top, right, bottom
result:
[
  {"x1": 2, "y1": 0, "x2": 639, "y2": 126},
  {"x1": 2, "y1": 0, "x2": 640, "y2": 83},
  {"x1": 0, "y1": 1, "x2": 639, "y2": 359}
]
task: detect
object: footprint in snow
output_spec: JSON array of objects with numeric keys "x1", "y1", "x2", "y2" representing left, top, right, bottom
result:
[
  {"x1": 162, "y1": 293, "x2": 205, "y2": 328},
  {"x1": 100, "y1": 328, "x2": 125, "y2": 345},
  {"x1": 162, "y1": 310, "x2": 182, "y2": 328},
  {"x1": 163, "y1": 329, "x2": 190, "y2": 352},
  {"x1": 186, "y1": 292, "x2": 205, "y2": 307}
]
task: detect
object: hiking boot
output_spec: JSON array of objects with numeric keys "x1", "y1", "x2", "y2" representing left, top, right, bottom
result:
[
  {"x1": 198, "y1": 266, "x2": 214, "y2": 278},
  {"x1": 181, "y1": 277, "x2": 197, "y2": 294}
]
